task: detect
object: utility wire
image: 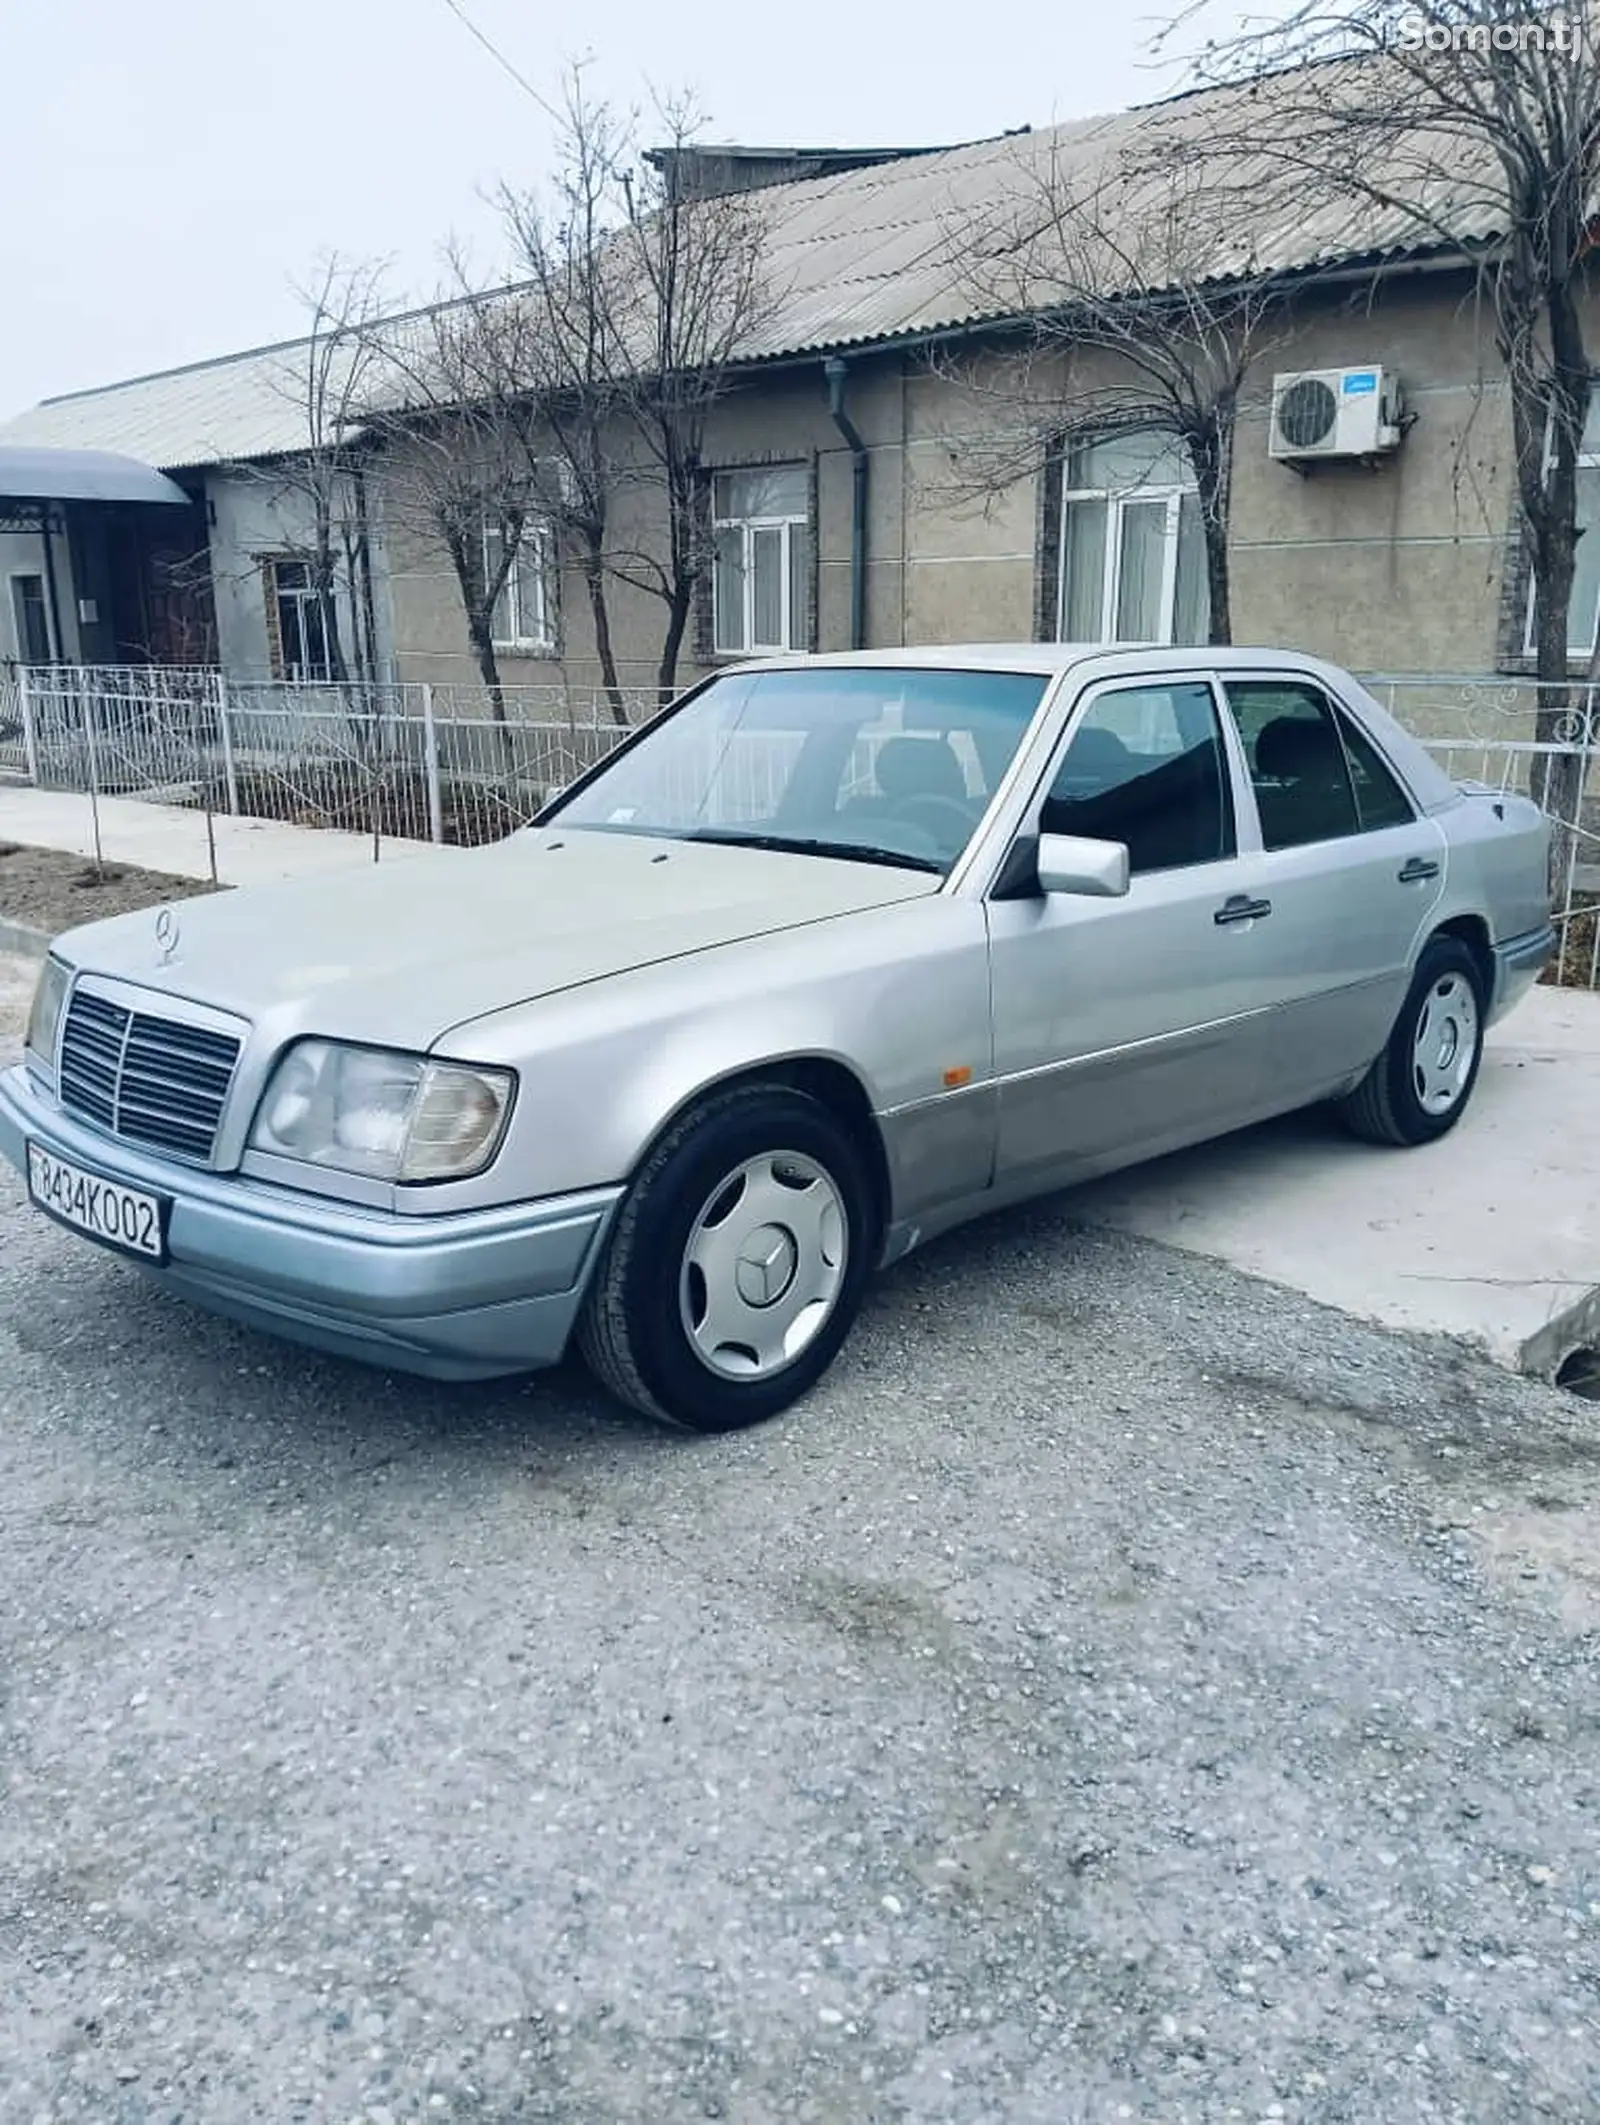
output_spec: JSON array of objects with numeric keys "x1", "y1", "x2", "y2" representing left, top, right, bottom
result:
[{"x1": 436, "y1": 0, "x2": 558, "y2": 121}]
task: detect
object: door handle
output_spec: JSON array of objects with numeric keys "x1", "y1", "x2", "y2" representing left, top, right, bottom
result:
[
  {"x1": 1214, "y1": 894, "x2": 1273, "y2": 926},
  {"x1": 1398, "y1": 856, "x2": 1441, "y2": 883}
]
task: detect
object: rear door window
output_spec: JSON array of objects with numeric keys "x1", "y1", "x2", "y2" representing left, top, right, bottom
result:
[
  {"x1": 1225, "y1": 679, "x2": 1415, "y2": 847},
  {"x1": 1336, "y1": 711, "x2": 1416, "y2": 830}
]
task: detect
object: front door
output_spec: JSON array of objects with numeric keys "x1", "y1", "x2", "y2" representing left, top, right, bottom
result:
[
  {"x1": 987, "y1": 674, "x2": 1274, "y2": 1190},
  {"x1": 1219, "y1": 675, "x2": 1447, "y2": 1105}
]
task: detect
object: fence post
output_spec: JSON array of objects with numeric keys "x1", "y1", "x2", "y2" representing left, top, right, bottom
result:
[
  {"x1": 17, "y1": 666, "x2": 39, "y2": 785},
  {"x1": 214, "y1": 671, "x2": 240, "y2": 817},
  {"x1": 421, "y1": 683, "x2": 444, "y2": 845},
  {"x1": 80, "y1": 670, "x2": 106, "y2": 878},
  {"x1": 190, "y1": 683, "x2": 220, "y2": 888}
]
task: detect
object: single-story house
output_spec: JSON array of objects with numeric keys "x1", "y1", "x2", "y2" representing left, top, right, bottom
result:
[{"x1": 0, "y1": 73, "x2": 1587, "y2": 700}]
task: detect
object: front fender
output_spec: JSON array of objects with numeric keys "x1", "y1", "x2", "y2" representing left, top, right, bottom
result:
[{"x1": 433, "y1": 897, "x2": 996, "y2": 1222}]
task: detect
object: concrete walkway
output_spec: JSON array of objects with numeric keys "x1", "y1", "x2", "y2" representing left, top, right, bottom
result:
[
  {"x1": 1072, "y1": 985, "x2": 1600, "y2": 1381},
  {"x1": 1, "y1": 783, "x2": 1595, "y2": 1381},
  {"x1": 0, "y1": 786, "x2": 431, "y2": 886}
]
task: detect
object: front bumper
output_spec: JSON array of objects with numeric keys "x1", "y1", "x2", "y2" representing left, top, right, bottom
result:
[
  {"x1": 1490, "y1": 923, "x2": 1558, "y2": 1023},
  {"x1": 0, "y1": 1064, "x2": 622, "y2": 1380}
]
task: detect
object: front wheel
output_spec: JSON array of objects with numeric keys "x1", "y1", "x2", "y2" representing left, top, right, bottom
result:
[
  {"x1": 1336, "y1": 936, "x2": 1486, "y2": 1147},
  {"x1": 577, "y1": 1082, "x2": 876, "y2": 1432}
]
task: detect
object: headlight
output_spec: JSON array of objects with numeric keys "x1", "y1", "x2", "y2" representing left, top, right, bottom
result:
[
  {"x1": 250, "y1": 1040, "x2": 514, "y2": 1182},
  {"x1": 25, "y1": 958, "x2": 70, "y2": 1072}
]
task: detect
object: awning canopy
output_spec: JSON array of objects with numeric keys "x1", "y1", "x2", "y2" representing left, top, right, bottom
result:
[{"x1": 0, "y1": 444, "x2": 191, "y2": 506}]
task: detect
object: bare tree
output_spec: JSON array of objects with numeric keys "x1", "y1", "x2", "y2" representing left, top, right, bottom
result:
[
  {"x1": 259, "y1": 255, "x2": 388, "y2": 683},
  {"x1": 608, "y1": 94, "x2": 778, "y2": 702},
  {"x1": 495, "y1": 68, "x2": 635, "y2": 723},
  {"x1": 364, "y1": 284, "x2": 552, "y2": 733},
  {"x1": 936, "y1": 142, "x2": 1281, "y2": 645},
  {"x1": 498, "y1": 80, "x2": 777, "y2": 706},
  {"x1": 1157, "y1": 0, "x2": 1600, "y2": 861},
  {"x1": 362, "y1": 73, "x2": 772, "y2": 722}
]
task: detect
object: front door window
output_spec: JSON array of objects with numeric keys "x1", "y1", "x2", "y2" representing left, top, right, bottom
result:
[{"x1": 1042, "y1": 679, "x2": 1236, "y2": 874}]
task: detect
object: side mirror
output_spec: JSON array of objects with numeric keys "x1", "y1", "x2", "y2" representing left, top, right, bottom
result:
[{"x1": 1035, "y1": 832, "x2": 1130, "y2": 898}]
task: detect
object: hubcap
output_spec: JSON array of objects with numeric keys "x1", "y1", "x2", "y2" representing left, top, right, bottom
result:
[
  {"x1": 1412, "y1": 971, "x2": 1479, "y2": 1116},
  {"x1": 679, "y1": 1151, "x2": 848, "y2": 1381}
]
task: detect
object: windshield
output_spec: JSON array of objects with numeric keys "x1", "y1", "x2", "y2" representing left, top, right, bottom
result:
[{"x1": 547, "y1": 664, "x2": 1051, "y2": 874}]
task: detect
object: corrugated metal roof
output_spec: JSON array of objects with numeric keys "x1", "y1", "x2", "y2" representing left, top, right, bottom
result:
[
  {"x1": 733, "y1": 75, "x2": 1504, "y2": 363},
  {"x1": 0, "y1": 70, "x2": 1506, "y2": 471},
  {"x1": 0, "y1": 331, "x2": 359, "y2": 471}
]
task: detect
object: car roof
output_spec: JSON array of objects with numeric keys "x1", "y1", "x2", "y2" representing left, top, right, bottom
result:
[
  {"x1": 714, "y1": 643, "x2": 1462, "y2": 813},
  {"x1": 734, "y1": 643, "x2": 1092, "y2": 676},
  {"x1": 732, "y1": 643, "x2": 1358, "y2": 680}
]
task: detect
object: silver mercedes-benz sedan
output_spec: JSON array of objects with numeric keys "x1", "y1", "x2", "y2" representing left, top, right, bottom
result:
[{"x1": 1, "y1": 645, "x2": 1553, "y2": 1430}]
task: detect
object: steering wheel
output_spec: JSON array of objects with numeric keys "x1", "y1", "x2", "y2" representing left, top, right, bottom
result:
[
  {"x1": 884, "y1": 791, "x2": 980, "y2": 850},
  {"x1": 839, "y1": 810, "x2": 944, "y2": 860}
]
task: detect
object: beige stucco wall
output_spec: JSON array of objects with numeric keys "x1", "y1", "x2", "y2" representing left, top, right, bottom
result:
[
  {"x1": 1227, "y1": 275, "x2": 1513, "y2": 674},
  {"x1": 377, "y1": 362, "x2": 916, "y2": 702},
  {"x1": 894, "y1": 282, "x2": 1520, "y2": 676},
  {"x1": 374, "y1": 265, "x2": 1544, "y2": 700},
  {"x1": 903, "y1": 352, "x2": 1061, "y2": 645}
]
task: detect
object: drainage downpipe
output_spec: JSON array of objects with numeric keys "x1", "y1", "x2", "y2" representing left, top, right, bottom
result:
[{"x1": 824, "y1": 356, "x2": 868, "y2": 650}]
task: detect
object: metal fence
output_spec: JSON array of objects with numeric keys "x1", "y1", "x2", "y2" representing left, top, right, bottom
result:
[
  {"x1": 3, "y1": 662, "x2": 1598, "y2": 986},
  {"x1": 4, "y1": 667, "x2": 649, "y2": 850},
  {"x1": 0, "y1": 672, "x2": 28, "y2": 783},
  {"x1": 1367, "y1": 675, "x2": 1600, "y2": 989}
]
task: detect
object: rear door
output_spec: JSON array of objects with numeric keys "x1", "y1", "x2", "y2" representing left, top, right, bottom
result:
[
  {"x1": 986, "y1": 673, "x2": 1276, "y2": 1190},
  {"x1": 1219, "y1": 674, "x2": 1447, "y2": 1101}
]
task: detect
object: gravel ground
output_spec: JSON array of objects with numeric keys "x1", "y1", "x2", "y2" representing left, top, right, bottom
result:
[
  {"x1": 1, "y1": 955, "x2": 1599, "y2": 2123},
  {"x1": 0, "y1": 843, "x2": 223, "y2": 936}
]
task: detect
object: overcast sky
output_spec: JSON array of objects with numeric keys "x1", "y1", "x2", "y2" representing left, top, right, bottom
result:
[{"x1": 2, "y1": 0, "x2": 1217, "y2": 423}]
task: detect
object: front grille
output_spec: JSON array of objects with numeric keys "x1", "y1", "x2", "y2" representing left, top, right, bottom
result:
[{"x1": 58, "y1": 988, "x2": 242, "y2": 1164}]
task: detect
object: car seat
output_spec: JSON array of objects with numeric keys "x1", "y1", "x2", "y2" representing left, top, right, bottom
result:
[
  {"x1": 1253, "y1": 716, "x2": 1355, "y2": 846},
  {"x1": 872, "y1": 735, "x2": 970, "y2": 809}
]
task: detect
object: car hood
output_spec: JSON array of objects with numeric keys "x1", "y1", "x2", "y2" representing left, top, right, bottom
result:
[{"x1": 53, "y1": 828, "x2": 939, "y2": 1046}]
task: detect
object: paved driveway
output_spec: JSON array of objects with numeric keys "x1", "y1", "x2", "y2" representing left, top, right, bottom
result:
[{"x1": 2, "y1": 956, "x2": 1599, "y2": 2123}]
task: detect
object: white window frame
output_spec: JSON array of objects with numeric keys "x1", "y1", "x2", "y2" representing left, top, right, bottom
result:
[
  {"x1": 485, "y1": 521, "x2": 555, "y2": 654},
  {"x1": 1057, "y1": 437, "x2": 1199, "y2": 648},
  {"x1": 1524, "y1": 399, "x2": 1600, "y2": 658},
  {"x1": 265, "y1": 557, "x2": 333, "y2": 683},
  {"x1": 712, "y1": 468, "x2": 809, "y2": 655}
]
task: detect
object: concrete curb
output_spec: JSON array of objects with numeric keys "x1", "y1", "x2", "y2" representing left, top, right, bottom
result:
[{"x1": 0, "y1": 916, "x2": 51, "y2": 961}]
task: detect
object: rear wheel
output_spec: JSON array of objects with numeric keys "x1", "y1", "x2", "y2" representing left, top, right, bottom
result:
[
  {"x1": 1336, "y1": 935, "x2": 1486, "y2": 1147},
  {"x1": 577, "y1": 1082, "x2": 876, "y2": 1432}
]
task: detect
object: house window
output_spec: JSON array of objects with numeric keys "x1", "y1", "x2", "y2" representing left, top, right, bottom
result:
[
  {"x1": 1533, "y1": 393, "x2": 1600, "y2": 657},
  {"x1": 712, "y1": 466, "x2": 812, "y2": 654},
  {"x1": 9, "y1": 574, "x2": 53, "y2": 663},
  {"x1": 263, "y1": 558, "x2": 332, "y2": 681},
  {"x1": 1057, "y1": 431, "x2": 1209, "y2": 647},
  {"x1": 485, "y1": 522, "x2": 554, "y2": 652}
]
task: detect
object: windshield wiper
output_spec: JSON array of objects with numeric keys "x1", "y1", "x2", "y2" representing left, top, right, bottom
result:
[{"x1": 684, "y1": 829, "x2": 944, "y2": 875}]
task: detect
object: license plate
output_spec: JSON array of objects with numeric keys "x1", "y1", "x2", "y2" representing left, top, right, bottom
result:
[{"x1": 26, "y1": 1142, "x2": 169, "y2": 1263}]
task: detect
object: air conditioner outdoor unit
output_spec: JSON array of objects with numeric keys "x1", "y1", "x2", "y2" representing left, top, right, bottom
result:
[{"x1": 1268, "y1": 366, "x2": 1404, "y2": 462}]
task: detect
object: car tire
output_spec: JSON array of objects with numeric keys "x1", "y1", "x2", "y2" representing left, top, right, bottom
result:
[
  {"x1": 576, "y1": 1081, "x2": 877, "y2": 1432},
  {"x1": 1336, "y1": 935, "x2": 1487, "y2": 1147}
]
